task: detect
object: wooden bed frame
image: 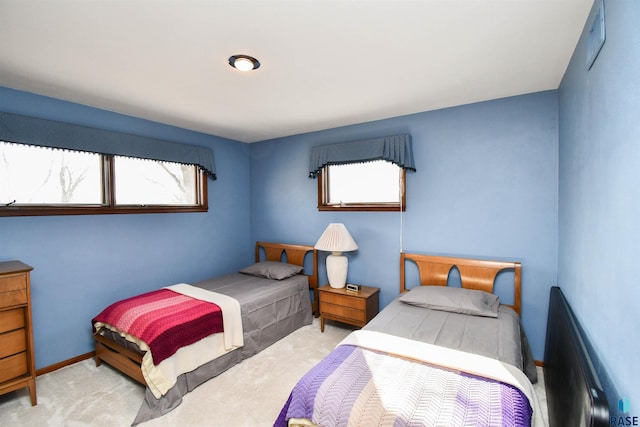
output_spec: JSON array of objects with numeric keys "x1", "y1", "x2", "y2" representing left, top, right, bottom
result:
[
  {"x1": 400, "y1": 252, "x2": 522, "y2": 315},
  {"x1": 94, "y1": 241, "x2": 318, "y2": 386}
]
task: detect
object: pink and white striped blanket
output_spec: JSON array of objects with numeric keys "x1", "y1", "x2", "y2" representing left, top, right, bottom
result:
[{"x1": 92, "y1": 288, "x2": 223, "y2": 365}]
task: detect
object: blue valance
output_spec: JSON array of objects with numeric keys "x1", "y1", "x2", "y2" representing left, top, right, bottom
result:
[
  {"x1": 0, "y1": 112, "x2": 216, "y2": 180},
  {"x1": 309, "y1": 133, "x2": 415, "y2": 178}
]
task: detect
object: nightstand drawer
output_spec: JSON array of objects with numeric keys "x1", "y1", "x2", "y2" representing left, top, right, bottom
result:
[
  {"x1": 0, "y1": 274, "x2": 28, "y2": 308},
  {"x1": 321, "y1": 292, "x2": 366, "y2": 311},
  {"x1": 0, "y1": 308, "x2": 25, "y2": 334},
  {"x1": 0, "y1": 328, "x2": 27, "y2": 359},
  {"x1": 0, "y1": 352, "x2": 28, "y2": 383},
  {"x1": 321, "y1": 302, "x2": 366, "y2": 322}
]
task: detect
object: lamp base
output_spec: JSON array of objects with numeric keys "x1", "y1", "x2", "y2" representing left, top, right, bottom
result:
[{"x1": 326, "y1": 253, "x2": 348, "y2": 288}]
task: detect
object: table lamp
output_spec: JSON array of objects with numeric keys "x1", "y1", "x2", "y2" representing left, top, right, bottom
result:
[{"x1": 314, "y1": 223, "x2": 358, "y2": 288}]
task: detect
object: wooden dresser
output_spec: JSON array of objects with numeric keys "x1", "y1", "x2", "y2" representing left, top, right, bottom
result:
[{"x1": 0, "y1": 261, "x2": 36, "y2": 405}]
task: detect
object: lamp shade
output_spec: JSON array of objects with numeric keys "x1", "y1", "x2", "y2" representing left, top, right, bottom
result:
[{"x1": 314, "y1": 223, "x2": 358, "y2": 253}]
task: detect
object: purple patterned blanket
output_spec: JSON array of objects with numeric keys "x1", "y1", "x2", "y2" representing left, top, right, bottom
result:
[{"x1": 275, "y1": 343, "x2": 533, "y2": 427}]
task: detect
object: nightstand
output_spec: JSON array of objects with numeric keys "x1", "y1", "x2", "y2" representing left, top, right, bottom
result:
[{"x1": 319, "y1": 284, "x2": 380, "y2": 332}]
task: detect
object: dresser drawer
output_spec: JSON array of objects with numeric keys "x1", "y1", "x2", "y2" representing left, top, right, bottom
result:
[
  {"x1": 0, "y1": 352, "x2": 28, "y2": 383},
  {"x1": 320, "y1": 292, "x2": 366, "y2": 310},
  {"x1": 0, "y1": 328, "x2": 27, "y2": 359},
  {"x1": 0, "y1": 274, "x2": 28, "y2": 308},
  {"x1": 320, "y1": 302, "x2": 366, "y2": 322},
  {"x1": 0, "y1": 308, "x2": 25, "y2": 334}
]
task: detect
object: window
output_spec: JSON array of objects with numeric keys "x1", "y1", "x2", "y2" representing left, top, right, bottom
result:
[
  {"x1": 113, "y1": 156, "x2": 197, "y2": 206},
  {"x1": 1, "y1": 143, "x2": 103, "y2": 205},
  {"x1": 0, "y1": 141, "x2": 207, "y2": 216},
  {"x1": 308, "y1": 133, "x2": 414, "y2": 211},
  {"x1": 317, "y1": 160, "x2": 406, "y2": 211}
]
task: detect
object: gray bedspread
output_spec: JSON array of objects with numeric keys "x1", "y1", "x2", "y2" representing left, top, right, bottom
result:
[
  {"x1": 363, "y1": 295, "x2": 538, "y2": 383},
  {"x1": 130, "y1": 272, "x2": 312, "y2": 425}
]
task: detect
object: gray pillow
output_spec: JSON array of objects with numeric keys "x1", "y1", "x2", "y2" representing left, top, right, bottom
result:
[
  {"x1": 399, "y1": 286, "x2": 500, "y2": 318},
  {"x1": 239, "y1": 261, "x2": 303, "y2": 280}
]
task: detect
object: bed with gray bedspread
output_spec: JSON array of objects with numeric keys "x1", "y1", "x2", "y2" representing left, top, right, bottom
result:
[
  {"x1": 93, "y1": 241, "x2": 317, "y2": 425},
  {"x1": 100, "y1": 271, "x2": 312, "y2": 425},
  {"x1": 137, "y1": 272, "x2": 312, "y2": 424},
  {"x1": 276, "y1": 252, "x2": 540, "y2": 426}
]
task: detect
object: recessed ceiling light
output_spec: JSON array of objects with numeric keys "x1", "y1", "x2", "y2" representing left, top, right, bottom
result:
[{"x1": 228, "y1": 54, "x2": 260, "y2": 72}]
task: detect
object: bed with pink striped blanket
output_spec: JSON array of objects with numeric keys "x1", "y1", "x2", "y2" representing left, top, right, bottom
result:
[{"x1": 92, "y1": 241, "x2": 318, "y2": 426}]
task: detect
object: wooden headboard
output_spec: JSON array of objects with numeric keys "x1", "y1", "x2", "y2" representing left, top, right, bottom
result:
[
  {"x1": 400, "y1": 252, "x2": 522, "y2": 315},
  {"x1": 255, "y1": 241, "x2": 319, "y2": 316}
]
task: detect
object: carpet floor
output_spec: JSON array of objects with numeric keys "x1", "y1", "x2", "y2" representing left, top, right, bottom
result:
[{"x1": 0, "y1": 318, "x2": 548, "y2": 426}]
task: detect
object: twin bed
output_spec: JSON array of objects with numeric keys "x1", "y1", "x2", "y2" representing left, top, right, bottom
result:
[
  {"x1": 276, "y1": 252, "x2": 541, "y2": 427},
  {"x1": 92, "y1": 243, "x2": 610, "y2": 426},
  {"x1": 92, "y1": 241, "x2": 318, "y2": 425}
]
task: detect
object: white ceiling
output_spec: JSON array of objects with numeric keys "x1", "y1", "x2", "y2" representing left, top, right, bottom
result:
[{"x1": 0, "y1": 0, "x2": 593, "y2": 143}]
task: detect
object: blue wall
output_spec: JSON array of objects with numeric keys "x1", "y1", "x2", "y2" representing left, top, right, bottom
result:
[
  {"x1": 0, "y1": 87, "x2": 252, "y2": 369},
  {"x1": 558, "y1": 0, "x2": 640, "y2": 415},
  {"x1": 250, "y1": 91, "x2": 559, "y2": 361}
]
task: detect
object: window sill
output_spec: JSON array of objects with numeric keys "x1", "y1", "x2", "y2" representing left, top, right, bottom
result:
[
  {"x1": 317, "y1": 204, "x2": 405, "y2": 212},
  {"x1": 0, "y1": 205, "x2": 208, "y2": 217}
]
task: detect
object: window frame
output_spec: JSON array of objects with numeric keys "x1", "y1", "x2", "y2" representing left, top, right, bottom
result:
[
  {"x1": 0, "y1": 153, "x2": 208, "y2": 217},
  {"x1": 317, "y1": 164, "x2": 406, "y2": 212}
]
